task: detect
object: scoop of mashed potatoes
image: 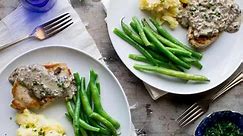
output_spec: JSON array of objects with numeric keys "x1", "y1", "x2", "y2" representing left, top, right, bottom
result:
[
  {"x1": 16, "y1": 109, "x2": 65, "y2": 136},
  {"x1": 139, "y1": 0, "x2": 188, "y2": 29}
]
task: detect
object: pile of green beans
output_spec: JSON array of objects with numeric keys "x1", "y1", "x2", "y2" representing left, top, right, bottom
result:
[
  {"x1": 65, "y1": 71, "x2": 120, "y2": 136},
  {"x1": 113, "y1": 17, "x2": 209, "y2": 82}
]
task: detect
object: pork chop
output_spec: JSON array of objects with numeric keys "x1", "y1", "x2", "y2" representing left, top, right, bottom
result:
[{"x1": 10, "y1": 63, "x2": 75, "y2": 111}]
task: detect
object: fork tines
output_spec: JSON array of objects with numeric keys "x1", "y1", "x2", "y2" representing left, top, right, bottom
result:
[
  {"x1": 176, "y1": 72, "x2": 243, "y2": 128},
  {"x1": 41, "y1": 13, "x2": 74, "y2": 38},
  {"x1": 176, "y1": 103, "x2": 204, "y2": 127}
]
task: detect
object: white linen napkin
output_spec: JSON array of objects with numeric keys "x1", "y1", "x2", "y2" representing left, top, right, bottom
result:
[
  {"x1": 0, "y1": 0, "x2": 102, "y2": 70},
  {"x1": 101, "y1": 0, "x2": 168, "y2": 100},
  {"x1": 0, "y1": 0, "x2": 135, "y2": 135}
]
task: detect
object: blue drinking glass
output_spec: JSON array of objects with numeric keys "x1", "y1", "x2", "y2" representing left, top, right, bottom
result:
[{"x1": 21, "y1": 0, "x2": 57, "y2": 12}]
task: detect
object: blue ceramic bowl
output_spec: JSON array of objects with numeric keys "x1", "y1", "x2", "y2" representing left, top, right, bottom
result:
[
  {"x1": 21, "y1": 0, "x2": 57, "y2": 12},
  {"x1": 195, "y1": 111, "x2": 243, "y2": 136}
]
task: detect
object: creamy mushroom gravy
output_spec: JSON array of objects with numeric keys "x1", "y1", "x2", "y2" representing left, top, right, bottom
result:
[
  {"x1": 9, "y1": 64, "x2": 76, "y2": 100},
  {"x1": 177, "y1": 0, "x2": 241, "y2": 37}
]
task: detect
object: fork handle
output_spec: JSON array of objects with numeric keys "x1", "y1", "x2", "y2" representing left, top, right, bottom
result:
[
  {"x1": 0, "y1": 35, "x2": 31, "y2": 50},
  {"x1": 211, "y1": 72, "x2": 243, "y2": 101}
]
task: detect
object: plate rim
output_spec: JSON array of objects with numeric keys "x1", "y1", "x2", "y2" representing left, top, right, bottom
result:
[
  {"x1": 0, "y1": 44, "x2": 132, "y2": 134},
  {"x1": 106, "y1": 0, "x2": 243, "y2": 95}
]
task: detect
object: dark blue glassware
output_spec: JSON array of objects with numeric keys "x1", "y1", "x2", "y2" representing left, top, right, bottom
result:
[
  {"x1": 21, "y1": 0, "x2": 57, "y2": 12},
  {"x1": 195, "y1": 111, "x2": 243, "y2": 136}
]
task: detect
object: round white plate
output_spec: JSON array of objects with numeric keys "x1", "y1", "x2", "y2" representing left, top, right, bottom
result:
[
  {"x1": 107, "y1": 0, "x2": 243, "y2": 94},
  {"x1": 0, "y1": 45, "x2": 131, "y2": 135}
]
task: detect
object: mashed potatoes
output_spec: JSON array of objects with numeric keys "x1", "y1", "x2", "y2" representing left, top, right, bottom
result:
[
  {"x1": 16, "y1": 109, "x2": 65, "y2": 136},
  {"x1": 139, "y1": 0, "x2": 188, "y2": 29}
]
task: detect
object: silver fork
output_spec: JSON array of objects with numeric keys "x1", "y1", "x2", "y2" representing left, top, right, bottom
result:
[
  {"x1": 0, "y1": 13, "x2": 73, "y2": 50},
  {"x1": 176, "y1": 72, "x2": 243, "y2": 127}
]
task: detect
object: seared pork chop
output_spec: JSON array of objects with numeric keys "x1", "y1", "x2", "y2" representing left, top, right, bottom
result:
[
  {"x1": 188, "y1": 27, "x2": 219, "y2": 49},
  {"x1": 10, "y1": 63, "x2": 75, "y2": 111}
]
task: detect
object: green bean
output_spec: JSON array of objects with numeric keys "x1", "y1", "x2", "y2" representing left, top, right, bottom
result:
[
  {"x1": 75, "y1": 73, "x2": 117, "y2": 135},
  {"x1": 73, "y1": 111, "x2": 102, "y2": 133},
  {"x1": 90, "y1": 112, "x2": 117, "y2": 136},
  {"x1": 180, "y1": 57, "x2": 203, "y2": 69},
  {"x1": 79, "y1": 107, "x2": 85, "y2": 123},
  {"x1": 148, "y1": 50, "x2": 185, "y2": 71},
  {"x1": 145, "y1": 24, "x2": 192, "y2": 54},
  {"x1": 80, "y1": 78, "x2": 90, "y2": 116},
  {"x1": 70, "y1": 100, "x2": 75, "y2": 109},
  {"x1": 65, "y1": 113, "x2": 88, "y2": 136},
  {"x1": 114, "y1": 27, "x2": 189, "y2": 68},
  {"x1": 143, "y1": 26, "x2": 191, "y2": 69},
  {"x1": 73, "y1": 95, "x2": 77, "y2": 104},
  {"x1": 79, "y1": 79, "x2": 86, "y2": 121},
  {"x1": 90, "y1": 70, "x2": 120, "y2": 129},
  {"x1": 132, "y1": 16, "x2": 152, "y2": 46},
  {"x1": 147, "y1": 50, "x2": 168, "y2": 62},
  {"x1": 152, "y1": 30, "x2": 186, "y2": 49},
  {"x1": 82, "y1": 113, "x2": 89, "y2": 126},
  {"x1": 122, "y1": 19, "x2": 160, "y2": 57},
  {"x1": 143, "y1": 20, "x2": 187, "y2": 57},
  {"x1": 122, "y1": 20, "x2": 162, "y2": 53},
  {"x1": 79, "y1": 82, "x2": 93, "y2": 116},
  {"x1": 124, "y1": 20, "x2": 188, "y2": 58},
  {"x1": 121, "y1": 18, "x2": 144, "y2": 45},
  {"x1": 169, "y1": 63, "x2": 185, "y2": 72},
  {"x1": 66, "y1": 93, "x2": 100, "y2": 132},
  {"x1": 65, "y1": 105, "x2": 100, "y2": 134},
  {"x1": 143, "y1": 19, "x2": 189, "y2": 61},
  {"x1": 142, "y1": 19, "x2": 184, "y2": 50},
  {"x1": 130, "y1": 21, "x2": 138, "y2": 34},
  {"x1": 166, "y1": 47, "x2": 192, "y2": 57},
  {"x1": 96, "y1": 82, "x2": 101, "y2": 95},
  {"x1": 79, "y1": 80, "x2": 93, "y2": 135},
  {"x1": 191, "y1": 60, "x2": 203, "y2": 70},
  {"x1": 129, "y1": 54, "x2": 172, "y2": 69},
  {"x1": 66, "y1": 103, "x2": 100, "y2": 132},
  {"x1": 80, "y1": 128, "x2": 88, "y2": 135},
  {"x1": 65, "y1": 113, "x2": 72, "y2": 121},
  {"x1": 67, "y1": 73, "x2": 119, "y2": 135},
  {"x1": 73, "y1": 73, "x2": 82, "y2": 136},
  {"x1": 66, "y1": 101, "x2": 75, "y2": 117},
  {"x1": 141, "y1": 18, "x2": 156, "y2": 31},
  {"x1": 83, "y1": 114, "x2": 94, "y2": 136},
  {"x1": 134, "y1": 64, "x2": 209, "y2": 81},
  {"x1": 113, "y1": 28, "x2": 156, "y2": 65},
  {"x1": 150, "y1": 33, "x2": 195, "y2": 65},
  {"x1": 87, "y1": 73, "x2": 98, "y2": 109},
  {"x1": 86, "y1": 84, "x2": 93, "y2": 108},
  {"x1": 149, "y1": 18, "x2": 203, "y2": 59},
  {"x1": 147, "y1": 50, "x2": 185, "y2": 71},
  {"x1": 74, "y1": 75, "x2": 99, "y2": 133},
  {"x1": 180, "y1": 57, "x2": 197, "y2": 63},
  {"x1": 88, "y1": 118, "x2": 112, "y2": 135},
  {"x1": 122, "y1": 19, "x2": 159, "y2": 51}
]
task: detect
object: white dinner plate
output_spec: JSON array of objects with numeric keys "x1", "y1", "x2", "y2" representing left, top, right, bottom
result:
[
  {"x1": 107, "y1": 0, "x2": 243, "y2": 94},
  {"x1": 0, "y1": 45, "x2": 131, "y2": 135}
]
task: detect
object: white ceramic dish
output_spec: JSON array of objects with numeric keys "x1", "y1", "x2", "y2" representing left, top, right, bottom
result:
[
  {"x1": 0, "y1": 45, "x2": 131, "y2": 136},
  {"x1": 107, "y1": 0, "x2": 243, "y2": 94}
]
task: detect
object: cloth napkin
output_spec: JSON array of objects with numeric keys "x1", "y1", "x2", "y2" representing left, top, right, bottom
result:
[
  {"x1": 0, "y1": 0, "x2": 136, "y2": 135},
  {"x1": 101, "y1": 0, "x2": 168, "y2": 100},
  {"x1": 0, "y1": 0, "x2": 102, "y2": 70}
]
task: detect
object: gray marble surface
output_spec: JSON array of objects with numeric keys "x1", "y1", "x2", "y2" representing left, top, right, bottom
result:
[{"x1": 0, "y1": 0, "x2": 242, "y2": 135}]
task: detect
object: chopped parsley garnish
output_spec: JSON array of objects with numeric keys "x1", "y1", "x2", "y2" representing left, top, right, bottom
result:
[{"x1": 204, "y1": 121, "x2": 243, "y2": 136}]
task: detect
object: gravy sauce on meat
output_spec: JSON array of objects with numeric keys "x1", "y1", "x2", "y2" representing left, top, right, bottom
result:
[
  {"x1": 177, "y1": 0, "x2": 241, "y2": 37},
  {"x1": 9, "y1": 64, "x2": 76, "y2": 100}
]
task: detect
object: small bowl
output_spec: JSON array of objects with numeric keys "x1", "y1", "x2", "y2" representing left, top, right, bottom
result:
[{"x1": 195, "y1": 111, "x2": 243, "y2": 136}]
